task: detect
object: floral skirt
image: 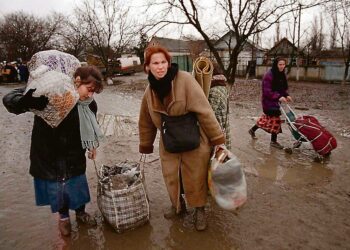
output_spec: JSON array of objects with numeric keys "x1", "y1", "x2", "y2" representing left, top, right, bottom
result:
[{"x1": 256, "y1": 114, "x2": 282, "y2": 134}]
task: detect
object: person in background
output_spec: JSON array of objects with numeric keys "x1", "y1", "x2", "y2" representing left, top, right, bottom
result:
[
  {"x1": 248, "y1": 57, "x2": 292, "y2": 149},
  {"x1": 138, "y1": 46, "x2": 225, "y2": 231},
  {"x1": 2, "y1": 66, "x2": 104, "y2": 237},
  {"x1": 208, "y1": 62, "x2": 232, "y2": 150},
  {"x1": 4, "y1": 62, "x2": 17, "y2": 83},
  {"x1": 18, "y1": 62, "x2": 29, "y2": 83}
]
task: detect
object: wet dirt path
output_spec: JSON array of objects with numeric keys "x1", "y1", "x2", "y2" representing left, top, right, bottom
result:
[{"x1": 0, "y1": 80, "x2": 349, "y2": 250}]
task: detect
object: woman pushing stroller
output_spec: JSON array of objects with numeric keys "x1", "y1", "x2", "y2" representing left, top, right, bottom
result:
[{"x1": 249, "y1": 57, "x2": 292, "y2": 149}]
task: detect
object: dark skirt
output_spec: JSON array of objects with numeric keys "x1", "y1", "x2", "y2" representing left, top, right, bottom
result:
[{"x1": 34, "y1": 174, "x2": 91, "y2": 213}]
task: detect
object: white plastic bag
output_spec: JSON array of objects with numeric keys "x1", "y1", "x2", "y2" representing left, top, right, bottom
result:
[
  {"x1": 208, "y1": 145, "x2": 247, "y2": 210},
  {"x1": 26, "y1": 50, "x2": 81, "y2": 127}
]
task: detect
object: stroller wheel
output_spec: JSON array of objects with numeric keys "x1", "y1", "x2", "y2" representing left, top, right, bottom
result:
[
  {"x1": 314, "y1": 156, "x2": 324, "y2": 163},
  {"x1": 284, "y1": 148, "x2": 293, "y2": 154},
  {"x1": 293, "y1": 141, "x2": 302, "y2": 149}
]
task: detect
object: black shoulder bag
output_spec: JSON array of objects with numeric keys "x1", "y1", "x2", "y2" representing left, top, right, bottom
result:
[{"x1": 161, "y1": 112, "x2": 200, "y2": 153}]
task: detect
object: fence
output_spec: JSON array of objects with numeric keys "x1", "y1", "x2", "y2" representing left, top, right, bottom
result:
[{"x1": 256, "y1": 65, "x2": 350, "y2": 82}]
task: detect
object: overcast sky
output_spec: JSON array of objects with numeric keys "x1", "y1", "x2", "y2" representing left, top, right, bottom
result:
[
  {"x1": 0, "y1": 0, "x2": 76, "y2": 17},
  {"x1": 0, "y1": 0, "x2": 327, "y2": 49}
]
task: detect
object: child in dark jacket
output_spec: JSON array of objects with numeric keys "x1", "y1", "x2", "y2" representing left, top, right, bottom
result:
[
  {"x1": 249, "y1": 57, "x2": 292, "y2": 149},
  {"x1": 2, "y1": 65, "x2": 104, "y2": 237}
]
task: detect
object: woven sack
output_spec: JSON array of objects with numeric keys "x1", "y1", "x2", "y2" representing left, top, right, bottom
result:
[
  {"x1": 26, "y1": 50, "x2": 81, "y2": 127},
  {"x1": 97, "y1": 162, "x2": 150, "y2": 233}
]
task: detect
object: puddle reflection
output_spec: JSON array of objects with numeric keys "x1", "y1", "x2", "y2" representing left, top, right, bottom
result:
[{"x1": 243, "y1": 139, "x2": 333, "y2": 187}]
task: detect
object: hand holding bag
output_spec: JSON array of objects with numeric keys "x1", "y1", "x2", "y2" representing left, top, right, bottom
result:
[
  {"x1": 161, "y1": 112, "x2": 200, "y2": 153},
  {"x1": 208, "y1": 145, "x2": 247, "y2": 211}
]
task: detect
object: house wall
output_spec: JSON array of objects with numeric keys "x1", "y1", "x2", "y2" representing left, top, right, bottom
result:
[
  {"x1": 215, "y1": 39, "x2": 237, "y2": 50},
  {"x1": 170, "y1": 52, "x2": 190, "y2": 56},
  {"x1": 172, "y1": 55, "x2": 193, "y2": 72},
  {"x1": 319, "y1": 59, "x2": 344, "y2": 65},
  {"x1": 215, "y1": 50, "x2": 257, "y2": 76},
  {"x1": 256, "y1": 65, "x2": 350, "y2": 82},
  {"x1": 324, "y1": 65, "x2": 350, "y2": 81}
]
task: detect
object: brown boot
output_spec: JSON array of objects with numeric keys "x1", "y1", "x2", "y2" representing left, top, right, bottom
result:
[
  {"x1": 163, "y1": 196, "x2": 187, "y2": 219},
  {"x1": 194, "y1": 207, "x2": 207, "y2": 231},
  {"x1": 76, "y1": 212, "x2": 97, "y2": 226},
  {"x1": 163, "y1": 206, "x2": 177, "y2": 219},
  {"x1": 58, "y1": 218, "x2": 71, "y2": 236}
]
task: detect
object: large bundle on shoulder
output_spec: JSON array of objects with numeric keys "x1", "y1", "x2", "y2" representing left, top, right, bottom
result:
[
  {"x1": 192, "y1": 57, "x2": 213, "y2": 97},
  {"x1": 26, "y1": 50, "x2": 81, "y2": 127},
  {"x1": 96, "y1": 160, "x2": 150, "y2": 233}
]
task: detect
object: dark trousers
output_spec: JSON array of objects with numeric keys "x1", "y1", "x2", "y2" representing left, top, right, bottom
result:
[
  {"x1": 251, "y1": 125, "x2": 277, "y2": 142},
  {"x1": 59, "y1": 205, "x2": 85, "y2": 219}
]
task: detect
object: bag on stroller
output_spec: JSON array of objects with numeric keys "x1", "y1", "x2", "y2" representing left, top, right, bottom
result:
[{"x1": 294, "y1": 115, "x2": 337, "y2": 156}]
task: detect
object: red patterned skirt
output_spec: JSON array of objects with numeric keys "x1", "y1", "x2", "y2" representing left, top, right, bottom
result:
[{"x1": 256, "y1": 114, "x2": 282, "y2": 134}]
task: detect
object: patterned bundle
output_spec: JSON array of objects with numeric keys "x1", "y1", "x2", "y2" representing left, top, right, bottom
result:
[{"x1": 26, "y1": 50, "x2": 81, "y2": 127}]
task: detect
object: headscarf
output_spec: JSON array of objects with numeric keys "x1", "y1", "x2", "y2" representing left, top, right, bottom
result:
[
  {"x1": 211, "y1": 74, "x2": 227, "y2": 88},
  {"x1": 271, "y1": 58, "x2": 288, "y2": 91},
  {"x1": 148, "y1": 63, "x2": 178, "y2": 102}
]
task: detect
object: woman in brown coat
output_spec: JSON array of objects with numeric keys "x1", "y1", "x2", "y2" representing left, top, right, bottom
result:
[{"x1": 138, "y1": 46, "x2": 225, "y2": 231}]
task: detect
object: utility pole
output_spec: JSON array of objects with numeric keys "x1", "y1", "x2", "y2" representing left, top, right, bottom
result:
[{"x1": 296, "y1": 3, "x2": 301, "y2": 81}]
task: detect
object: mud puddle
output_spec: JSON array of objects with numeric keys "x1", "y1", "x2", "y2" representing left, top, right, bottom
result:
[{"x1": 1, "y1": 81, "x2": 350, "y2": 250}]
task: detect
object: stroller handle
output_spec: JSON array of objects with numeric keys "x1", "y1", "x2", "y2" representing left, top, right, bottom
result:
[{"x1": 280, "y1": 103, "x2": 294, "y2": 116}]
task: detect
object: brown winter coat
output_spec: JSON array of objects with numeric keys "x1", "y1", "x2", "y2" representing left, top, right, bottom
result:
[{"x1": 138, "y1": 70, "x2": 225, "y2": 210}]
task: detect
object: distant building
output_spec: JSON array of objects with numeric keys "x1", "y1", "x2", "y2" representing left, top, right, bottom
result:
[
  {"x1": 265, "y1": 37, "x2": 304, "y2": 66},
  {"x1": 148, "y1": 36, "x2": 195, "y2": 72},
  {"x1": 213, "y1": 30, "x2": 266, "y2": 76},
  {"x1": 315, "y1": 48, "x2": 348, "y2": 65}
]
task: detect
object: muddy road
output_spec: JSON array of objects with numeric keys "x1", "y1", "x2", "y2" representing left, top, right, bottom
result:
[{"x1": 0, "y1": 74, "x2": 349, "y2": 250}]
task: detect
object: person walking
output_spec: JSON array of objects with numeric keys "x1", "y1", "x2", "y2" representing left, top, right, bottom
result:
[
  {"x1": 2, "y1": 65, "x2": 104, "y2": 237},
  {"x1": 18, "y1": 62, "x2": 29, "y2": 83},
  {"x1": 248, "y1": 57, "x2": 292, "y2": 149},
  {"x1": 208, "y1": 62, "x2": 232, "y2": 150},
  {"x1": 138, "y1": 46, "x2": 225, "y2": 231}
]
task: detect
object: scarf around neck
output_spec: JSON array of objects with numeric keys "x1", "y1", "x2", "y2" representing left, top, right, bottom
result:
[
  {"x1": 77, "y1": 98, "x2": 104, "y2": 150},
  {"x1": 148, "y1": 63, "x2": 178, "y2": 102}
]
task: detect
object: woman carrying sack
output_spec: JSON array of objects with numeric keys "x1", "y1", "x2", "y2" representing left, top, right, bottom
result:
[
  {"x1": 208, "y1": 62, "x2": 232, "y2": 150},
  {"x1": 3, "y1": 64, "x2": 104, "y2": 237},
  {"x1": 138, "y1": 46, "x2": 225, "y2": 231}
]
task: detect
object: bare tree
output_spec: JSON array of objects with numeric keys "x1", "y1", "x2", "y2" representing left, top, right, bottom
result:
[
  {"x1": 329, "y1": 2, "x2": 338, "y2": 49},
  {"x1": 133, "y1": 32, "x2": 148, "y2": 63},
  {"x1": 56, "y1": 15, "x2": 89, "y2": 59},
  {"x1": 304, "y1": 14, "x2": 326, "y2": 63},
  {"x1": 0, "y1": 11, "x2": 64, "y2": 62},
  {"x1": 143, "y1": 0, "x2": 325, "y2": 83},
  {"x1": 275, "y1": 21, "x2": 281, "y2": 44},
  {"x1": 330, "y1": 0, "x2": 350, "y2": 84},
  {"x1": 75, "y1": 0, "x2": 137, "y2": 76},
  {"x1": 180, "y1": 35, "x2": 209, "y2": 60}
]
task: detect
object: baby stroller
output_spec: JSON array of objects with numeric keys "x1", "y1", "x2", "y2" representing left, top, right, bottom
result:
[{"x1": 280, "y1": 104, "x2": 337, "y2": 161}]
